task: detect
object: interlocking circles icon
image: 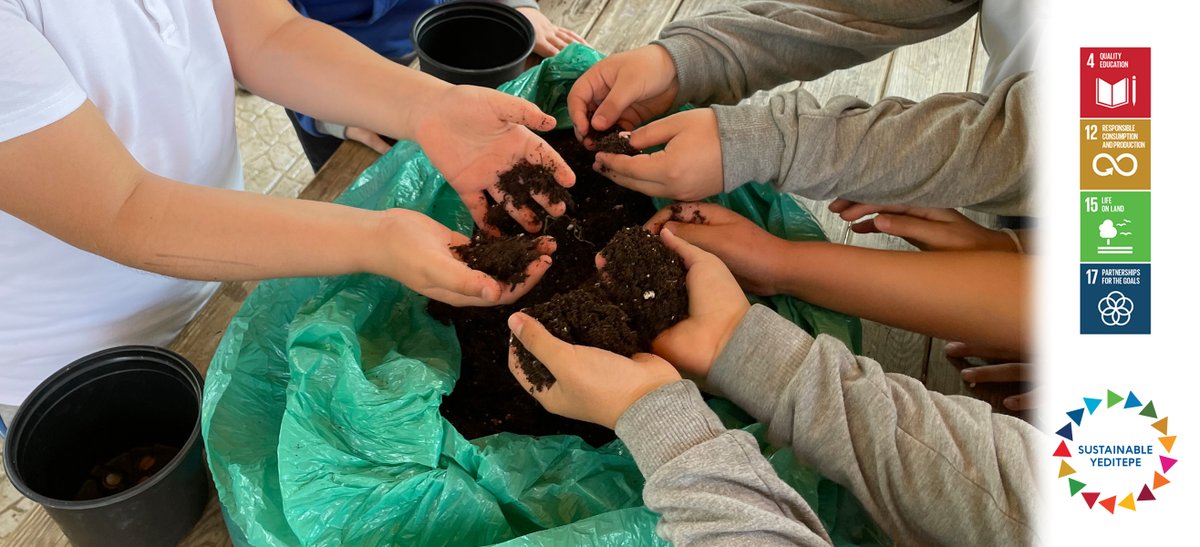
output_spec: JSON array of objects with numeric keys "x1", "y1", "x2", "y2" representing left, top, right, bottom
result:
[
  {"x1": 1092, "y1": 152, "x2": 1138, "y2": 177},
  {"x1": 1098, "y1": 290, "x2": 1135, "y2": 326}
]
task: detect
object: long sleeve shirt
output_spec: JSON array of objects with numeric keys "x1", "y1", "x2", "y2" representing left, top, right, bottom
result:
[
  {"x1": 616, "y1": 305, "x2": 1041, "y2": 545},
  {"x1": 653, "y1": 0, "x2": 1037, "y2": 216}
]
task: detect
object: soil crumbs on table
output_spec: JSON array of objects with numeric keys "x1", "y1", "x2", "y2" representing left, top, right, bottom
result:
[{"x1": 432, "y1": 130, "x2": 681, "y2": 446}]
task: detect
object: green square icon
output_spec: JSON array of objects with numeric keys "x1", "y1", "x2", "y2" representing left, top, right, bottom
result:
[{"x1": 1081, "y1": 191, "x2": 1150, "y2": 262}]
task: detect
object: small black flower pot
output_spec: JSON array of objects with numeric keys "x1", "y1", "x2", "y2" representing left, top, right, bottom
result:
[
  {"x1": 413, "y1": 1, "x2": 536, "y2": 87},
  {"x1": 3, "y1": 346, "x2": 207, "y2": 547}
]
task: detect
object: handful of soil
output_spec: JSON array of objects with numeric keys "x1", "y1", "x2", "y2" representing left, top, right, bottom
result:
[
  {"x1": 598, "y1": 227, "x2": 689, "y2": 347},
  {"x1": 513, "y1": 285, "x2": 639, "y2": 392},
  {"x1": 74, "y1": 444, "x2": 179, "y2": 501},
  {"x1": 589, "y1": 129, "x2": 640, "y2": 156},
  {"x1": 512, "y1": 227, "x2": 689, "y2": 391},
  {"x1": 453, "y1": 234, "x2": 543, "y2": 287},
  {"x1": 491, "y1": 160, "x2": 574, "y2": 227}
]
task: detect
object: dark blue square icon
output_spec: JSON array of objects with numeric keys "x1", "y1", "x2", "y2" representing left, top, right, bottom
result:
[{"x1": 1081, "y1": 264, "x2": 1150, "y2": 334}]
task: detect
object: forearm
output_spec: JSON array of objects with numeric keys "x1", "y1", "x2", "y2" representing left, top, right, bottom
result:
[
  {"x1": 773, "y1": 243, "x2": 1029, "y2": 352},
  {"x1": 616, "y1": 381, "x2": 832, "y2": 546},
  {"x1": 716, "y1": 72, "x2": 1034, "y2": 216},
  {"x1": 656, "y1": 0, "x2": 978, "y2": 106},
  {"x1": 708, "y1": 306, "x2": 1041, "y2": 545},
  {"x1": 214, "y1": 0, "x2": 449, "y2": 142},
  {"x1": 101, "y1": 174, "x2": 385, "y2": 281}
]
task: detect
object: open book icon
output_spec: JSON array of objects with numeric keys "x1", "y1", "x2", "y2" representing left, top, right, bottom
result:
[{"x1": 1096, "y1": 76, "x2": 1136, "y2": 108}]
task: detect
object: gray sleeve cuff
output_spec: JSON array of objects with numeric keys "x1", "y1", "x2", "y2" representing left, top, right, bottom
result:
[
  {"x1": 711, "y1": 105, "x2": 788, "y2": 193},
  {"x1": 652, "y1": 35, "x2": 713, "y2": 109},
  {"x1": 615, "y1": 380, "x2": 727, "y2": 477},
  {"x1": 707, "y1": 304, "x2": 815, "y2": 422}
]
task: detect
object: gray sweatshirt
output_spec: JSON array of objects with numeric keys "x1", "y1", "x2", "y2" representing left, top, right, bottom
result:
[
  {"x1": 615, "y1": 305, "x2": 1041, "y2": 545},
  {"x1": 653, "y1": 0, "x2": 1036, "y2": 216}
]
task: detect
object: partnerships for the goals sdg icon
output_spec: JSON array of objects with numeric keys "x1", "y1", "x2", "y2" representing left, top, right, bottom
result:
[{"x1": 1054, "y1": 390, "x2": 1177, "y2": 512}]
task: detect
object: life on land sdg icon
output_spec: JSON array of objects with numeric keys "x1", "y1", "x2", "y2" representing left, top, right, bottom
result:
[{"x1": 1097, "y1": 218, "x2": 1133, "y2": 255}]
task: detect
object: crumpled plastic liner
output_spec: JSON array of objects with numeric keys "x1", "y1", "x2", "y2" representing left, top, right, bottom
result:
[{"x1": 202, "y1": 44, "x2": 883, "y2": 546}]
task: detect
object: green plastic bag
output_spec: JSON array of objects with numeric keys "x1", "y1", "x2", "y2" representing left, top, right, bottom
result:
[{"x1": 202, "y1": 44, "x2": 882, "y2": 546}]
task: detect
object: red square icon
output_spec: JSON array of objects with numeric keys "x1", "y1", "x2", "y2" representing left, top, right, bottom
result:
[{"x1": 1081, "y1": 48, "x2": 1150, "y2": 118}]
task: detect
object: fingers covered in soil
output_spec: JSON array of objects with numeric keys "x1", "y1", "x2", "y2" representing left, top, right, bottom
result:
[{"x1": 511, "y1": 285, "x2": 639, "y2": 392}]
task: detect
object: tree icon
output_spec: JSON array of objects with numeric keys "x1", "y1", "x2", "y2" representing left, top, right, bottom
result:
[{"x1": 1099, "y1": 219, "x2": 1117, "y2": 245}]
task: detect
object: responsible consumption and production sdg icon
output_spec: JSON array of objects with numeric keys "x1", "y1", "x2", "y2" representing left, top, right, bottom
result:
[{"x1": 1054, "y1": 391, "x2": 1177, "y2": 513}]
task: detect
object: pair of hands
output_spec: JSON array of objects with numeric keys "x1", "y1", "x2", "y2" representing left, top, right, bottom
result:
[
  {"x1": 507, "y1": 229, "x2": 750, "y2": 429},
  {"x1": 567, "y1": 46, "x2": 724, "y2": 201}
]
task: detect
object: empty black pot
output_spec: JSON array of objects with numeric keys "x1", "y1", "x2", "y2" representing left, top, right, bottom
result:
[
  {"x1": 413, "y1": 1, "x2": 535, "y2": 87},
  {"x1": 3, "y1": 346, "x2": 207, "y2": 547}
]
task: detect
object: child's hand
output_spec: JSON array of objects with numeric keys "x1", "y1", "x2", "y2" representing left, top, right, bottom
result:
[
  {"x1": 516, "y1": 7, "x2": 588, "y2": 58},
  {"x1": 829, "y1": 199, "x2": 1019, "y2": 253},
  {"x1": 645, "y1": 203, "x2": 790, "y2": 296},
  {"x1": 650, "y1": 228, "x2": 750, "y2": 379},
  {"x1": 593, "y1": 109, "x2": 722, "y2": 201},
  {"x1": 507, "y1": 312, "x2": 681, "y2": 429},
  {"x1": 947, "y1": 342, "x2": 1037, "y2": 413},
  {"x1": 371, "y1": 209, "x2": 555, "y2": 306},
  {"x1": 567, "y1": 45, "x2": 679, "y2": 141},
  {"x1": 344, "y1": 126, "x2": 392, "y2": 155},
  {"x1": 414, "y1": 86, "x2": 575, "y2": 233}
]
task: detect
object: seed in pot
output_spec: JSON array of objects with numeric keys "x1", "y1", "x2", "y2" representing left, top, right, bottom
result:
[
  {"x1": 103, "y1": 473, "x2": 123, "y2": 488},
  {"x1": 137, "y1": 455, "x2": 156, "y2": 471}
]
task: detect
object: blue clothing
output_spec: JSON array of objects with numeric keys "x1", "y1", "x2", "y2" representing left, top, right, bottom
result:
[{"x1": 289, "y1": 0, "x2": 442, "y2": 136}]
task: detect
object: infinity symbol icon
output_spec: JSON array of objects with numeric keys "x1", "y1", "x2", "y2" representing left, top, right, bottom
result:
[{"x1": 1092, "y1": 153, "x2": 1138, "y2": 177}]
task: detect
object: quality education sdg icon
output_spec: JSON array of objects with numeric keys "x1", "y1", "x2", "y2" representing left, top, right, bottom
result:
[
  {"x1": 1080, "y1": 192, "x2": 1150, "y2": 262},
  {"x1": 1080, "y1": 264, "x2": 1150, "y2": 334},
  {"x1": 1054, "y1": 391, "x2": 1177, "y2": 513},
  {"x1": 1080, "y1": 48, "x2": 1150, "y2": 119}
]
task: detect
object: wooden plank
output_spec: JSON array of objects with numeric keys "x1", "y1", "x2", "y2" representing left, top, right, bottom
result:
[
  {"x1": 966, "y1": 17, "x2": 991, "y2": 94},
  {"x1": 672, "y1": 0, "x2": 740, "y2": 20},
  {"x1": 584, "y1": 0, "x2": 684, "y2": 54},
  {"x1": 883, "y1": 16, "x2": 976, "y2": 101},
  {"x1": 537, "y1": 0, "x2": 611, "y2": 38}
]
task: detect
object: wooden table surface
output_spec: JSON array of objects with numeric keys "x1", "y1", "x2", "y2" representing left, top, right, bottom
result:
[{"x1": 2, "y1": 0, "x2": 996, "y2": 544}]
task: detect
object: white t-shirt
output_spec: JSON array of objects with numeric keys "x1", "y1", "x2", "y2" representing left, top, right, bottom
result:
[{"x1": 0, "y1": 0, "x2": 242, "y2": 406}]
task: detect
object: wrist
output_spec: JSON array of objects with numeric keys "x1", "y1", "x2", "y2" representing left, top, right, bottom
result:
[
  {"x1": 396, "y1": 74, "x2": 453, "y2": 141},
  {"x1": 771, "y1": 241, "x2": 823, "y2": 297},
  {"x1": 360, "y1": 209, "x2": 414, "y2": 277}
]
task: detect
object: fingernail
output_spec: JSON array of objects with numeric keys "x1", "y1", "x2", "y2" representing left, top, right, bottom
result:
[
  {"x1": 961, "y1": 369, "x2": 976, "y2": 382},
  {"x1": 508, "y1": 313, "x2": 525, "y2": 334},
  {"x1": 618, "y1": 131, "x2": 631, "y2": 138},
  {"x1": 661, "y1": 227, "x2": 675, "y2": 238},
  {"x1": 874, "y1": 215, "x2": 891, "y2": 230},
  {"x1": 1003, "y1": 396, "x2": 1019, "y2": 410}
]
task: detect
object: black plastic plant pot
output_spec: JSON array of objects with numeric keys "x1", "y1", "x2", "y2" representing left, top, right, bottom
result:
[
  {"x1": 413, "y1": 1, "x2": 535, "y2": 87},
  {"x1": 2, "y1": 346, "x2": 207, "y2": 547}
]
